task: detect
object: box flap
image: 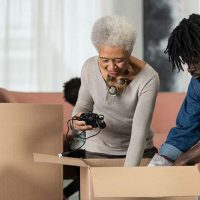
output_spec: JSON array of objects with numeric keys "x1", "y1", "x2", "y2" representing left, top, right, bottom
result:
[
  {"x1": 84, "y1": 159, "x2": 124, "y2": 167},
  {"x1": 33, "y1": 153, "x2": 88, "y2": 167},
  {"x1": 83, "y1": 158, "x2": 150, "y2": 167},
  {"x1": 91, "y1": 166, "x2": 200, "y2": 197}
]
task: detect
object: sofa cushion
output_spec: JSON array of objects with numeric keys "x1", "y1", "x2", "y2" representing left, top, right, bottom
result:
[
  {"x1": 152, "y1": 92, "x2": 186, "y2": 149},
  {"x1": 152, "y1": 92, "x2": 186, "y2": 134}
]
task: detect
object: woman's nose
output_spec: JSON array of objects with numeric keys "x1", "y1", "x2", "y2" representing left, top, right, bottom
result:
[{"x1": 108, "y1": 60, "x2": 116, "y2": 68}]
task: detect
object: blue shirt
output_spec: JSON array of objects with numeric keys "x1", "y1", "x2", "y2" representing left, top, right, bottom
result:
[{"x1": 165, "y1": 78, "x2": 200, "y2": 152}]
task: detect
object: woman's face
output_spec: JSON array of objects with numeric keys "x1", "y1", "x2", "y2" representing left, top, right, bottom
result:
[{"x1": 98, "y1": 45, "x2": 130, "y2": 77}]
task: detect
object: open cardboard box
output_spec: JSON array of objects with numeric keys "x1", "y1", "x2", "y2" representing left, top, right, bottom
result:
[{"x1": 34, "y1": 153, "x2": 200, "y2": 200}]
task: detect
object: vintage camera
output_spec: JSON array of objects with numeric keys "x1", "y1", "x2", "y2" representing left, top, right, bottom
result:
[
  {"x1": 79, "y1": 112, "x2": 106, "y2": 129},
  {"x1": 62, "y1": 112, "x2": 106, "y2": 153}
]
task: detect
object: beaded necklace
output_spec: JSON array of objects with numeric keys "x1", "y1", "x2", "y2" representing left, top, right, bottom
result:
[
  {"x1": 105, "y1": 66, "x2": 133, "y2": 104},
  {"x1": 101, "y1": 62, "x2": 140, "y2": 104},
  {"x1": 106, "y1": 75, "x2": 128, "y2": 96}
]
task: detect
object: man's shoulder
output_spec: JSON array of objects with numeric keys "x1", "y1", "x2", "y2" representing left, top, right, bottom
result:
[{"x1": 187, "y1": 78, "x2": 200, "y2": 99}]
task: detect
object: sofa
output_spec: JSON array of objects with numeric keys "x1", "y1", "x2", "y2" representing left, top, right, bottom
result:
[
  {"x1": 0, "y1": 87, "x2": 186, "y2": 149},
  {"x1": 0, "y1": 88, "x2": 73, "y2": 135}
]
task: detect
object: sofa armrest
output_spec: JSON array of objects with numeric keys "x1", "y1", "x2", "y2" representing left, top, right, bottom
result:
[{"x1": 0, "y1": 88, "x2": 17, "y2": 102}]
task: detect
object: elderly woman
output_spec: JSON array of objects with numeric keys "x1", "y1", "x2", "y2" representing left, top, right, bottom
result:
[{"x1": 72, "y1": 15, "x2": 159, "y2": 166}]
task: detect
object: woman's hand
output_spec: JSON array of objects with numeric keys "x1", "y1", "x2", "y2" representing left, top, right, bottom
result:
[{"x1": 72, "y1": 112, "x2": 93, "y2": 131}]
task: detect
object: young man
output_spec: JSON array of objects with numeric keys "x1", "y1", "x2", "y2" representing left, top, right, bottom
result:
[
  {"x1": 63, "y1": 77, "x2": 82, "y2": 199},
  {"x1": 63, "y1": 77, "x2": 81, "y2": 106},
  {"x1": 150, "y1": 13, "x2": 200, "y2": 166}
]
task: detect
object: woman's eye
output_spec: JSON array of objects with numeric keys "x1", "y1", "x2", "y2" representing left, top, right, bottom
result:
[
  {"x1": 114, "y1": 59, "x2": 124, "y2": 63},
  {"x1": 101, "y1": 59, "x2": 109, "y2": 63}
]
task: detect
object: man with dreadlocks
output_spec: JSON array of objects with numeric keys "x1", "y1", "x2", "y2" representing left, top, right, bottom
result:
[{"x1": 149, "y1": 13, "x2": 200, "y2": 166}]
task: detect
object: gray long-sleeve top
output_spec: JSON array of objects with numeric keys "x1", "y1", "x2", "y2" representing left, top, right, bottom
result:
[{"x1": 73, "y1": 56, "x2": 159, "y2": 166}]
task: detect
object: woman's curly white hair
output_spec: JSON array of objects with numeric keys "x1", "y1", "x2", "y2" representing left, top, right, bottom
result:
[{"x1": 91, "y1": 15, "x2": 137, "y2": 55}]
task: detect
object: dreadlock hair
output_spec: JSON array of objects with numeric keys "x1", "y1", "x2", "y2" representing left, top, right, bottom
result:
[
  {"x1": 63, "y1": 77, "x2": 81, "y2": 106},
  {"x1": 164, "y1": 13, "x2": 200, "y2": 71}
]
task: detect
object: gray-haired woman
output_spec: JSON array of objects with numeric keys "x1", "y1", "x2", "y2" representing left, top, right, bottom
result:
[{"x1": 72, "y1": 15, "x2": 159, "y2": 166}]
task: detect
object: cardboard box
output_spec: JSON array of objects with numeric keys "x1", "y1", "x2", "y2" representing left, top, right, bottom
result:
[
  {"x1": 0, "y1": 104, "x2": 63, "y2": 200},
  {"x1": 34, "y1": 153, "x2": 200, "y2": 200}
]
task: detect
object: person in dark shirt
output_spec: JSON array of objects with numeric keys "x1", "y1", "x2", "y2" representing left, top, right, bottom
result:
[
  {"x1": 150, "y1": 13, "x2": 200, "y2": 166},
  {"x1": 63, "y1": 77, "x2": 82, "y2": 199},
  {"x1": 63, "y1": 77, "x2": 81, "y2": 106},
  {"x1": 160, "y1": 78, "x2": 200, "y2": 164}
]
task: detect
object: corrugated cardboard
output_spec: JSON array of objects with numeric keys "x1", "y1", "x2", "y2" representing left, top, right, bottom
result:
[
  {"x1": 0, "y1": 104, "x2": 63, "y2": 200},
  {"x1": 91, "y1": 167, "x2": 200, "y2": 197},
  {"x1": 34, "y1": 153, "x2": 200, "y2": 200}
]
